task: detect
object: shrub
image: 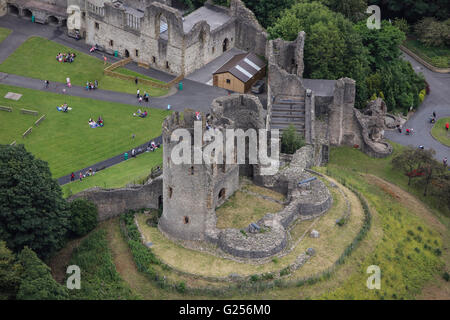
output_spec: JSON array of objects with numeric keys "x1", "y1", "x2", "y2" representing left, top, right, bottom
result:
[
  {"x1": 443, "y1": 272, "x2": 450, "y2": 282},
  {"x1": 281, "y1": 124, "x2": 306, "y2": 154},
  {"x1": 176, "y1": 281, "x2": 186, "y2": 293},
  {"x1": 279, "y1": 267, "x2": 291, "y2": 277},
  {"x1": 393, "y1": 18, "x2": 409, "y2": 34},
  {"x1": 68, "y1": 198, "x2": 98, "y2": 237}
]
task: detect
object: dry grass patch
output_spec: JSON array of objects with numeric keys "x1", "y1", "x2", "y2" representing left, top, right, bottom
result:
[
  {"x1": 242, "y1": 182, "x2": 286, "y2": 202},
  {"x1": 216, "y1": 190, "x2": 283, "y2": 229}
]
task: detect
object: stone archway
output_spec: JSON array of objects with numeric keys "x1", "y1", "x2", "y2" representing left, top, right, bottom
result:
[
  {"x1": 47, "y1": 16, "x2": 59, "y2": 25},
  {"x1": 124, "y1": 49, "x2": 130, "y2": 58},
  {"x1": 222, "y1": 38, "x2": 229, "y2": 53},
  {"x1": 8, "y1": 4, "x2": 19, "y2": 15},
  {"x1": 22, "y1": 9, "x2": 33, "y2": 19},
  {"x1": 218, "y1": 188, "x2": 226, "y2": 200}
]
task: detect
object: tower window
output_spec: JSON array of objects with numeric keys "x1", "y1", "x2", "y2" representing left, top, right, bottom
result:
[
  {"x1": 135, "y1": 49, "x2": 139, "y2": 57},
  {"x1": 184, "y1": 216, "x2": 190, "y2": 224},
  {"x1": 190, "y1": 166, "x2": 194, "y2": 175},
  {"x1": 95, "y1": 22, "x2": 99, "y2": 30},
  {"x1": 166, "y1": 61, "x2": 169, "y2": 69},
  {"x1": 219, "y1": 188, "x2": 226, "y2": 200},
  {"x1": 109, "y1": 40, "x2": 113, "y2": 46},
  {"x1": 152, "y1": 56, "x2": 156, "y2": 63},
  {"x1": 168, "y1": 187, "x2": 173, "y2": 198}
]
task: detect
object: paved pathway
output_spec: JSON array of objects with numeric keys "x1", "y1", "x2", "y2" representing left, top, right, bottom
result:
[
  {"x1": 57, "y1": 136, "x2": 163, "y2": 186},
  {"x1": 385, "y1": 52, "x2": 450, "y2": 162}
]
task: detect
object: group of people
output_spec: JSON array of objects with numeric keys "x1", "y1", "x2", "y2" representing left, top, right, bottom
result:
[
  {"x1": 89, "y1": 44, "x2": 99, "y2": 53},
  {"x1": 56, "y1": 52, "x2": 76, "y2": 63},
  {"x1": 71, "y1": 168, "x2": 95, "y2": 182},
  {"x1": 136, "y1": 89, "x2": 150, "y2": 104},
  {"x1": 147, "y1": 140, "x2": 160, "y2": 152},
  {"x1": 133, "y1": 109, "x2": 148, "y2": 118},
  {"x1": 56, "y1": 103, "x2": 71, "y2": 112},
  {"x1": 396, "y1": 125, "x2": 414, "y2": 135},
  {"x1": 86, "y1": 80, "x2": 98, "y2": 91},
  {"x1": 89, "y1": 116, "x2": 104, "y2": 128}
]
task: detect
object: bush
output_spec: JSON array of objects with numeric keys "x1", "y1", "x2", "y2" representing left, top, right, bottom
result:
[
  {"x1": 17, "y1": 247, "x2": 68, "y2": 300},
  {"x1": 0, "y1": 241, "x2": 22, "y2": 300},
  {"x1": 393, "y1": 18, "x2": 409, "y2": 34},
  {"x1": 281, "y1": 124, "x2": 306, "y2": 154},
  {"x1": 68, "y1": 198, "x2": 98, "y2": 237},
  {"x1": 415, "y1": 18, "x2": 449, "y2": 47}
]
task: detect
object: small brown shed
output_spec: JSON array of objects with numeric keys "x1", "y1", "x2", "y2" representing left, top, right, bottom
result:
[{"x1": 213, "y1": 52, "x2": 266, "y2": 93}]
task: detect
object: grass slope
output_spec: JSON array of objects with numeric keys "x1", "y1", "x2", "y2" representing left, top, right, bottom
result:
[
  {"x1": 431, "y1": 117, "x2": 450, "y2": 147},
  {"x1": 67, "y1": 228, "x2": 139, "y2": 300},
  {"x1": 62, "y1": 148, "x2": 163, "y2": 197},
  {"x1": 0, "y1": 36, "x2": 168, "y2": 97},
  {"x1": 0, "y1": 27, "x2": 12, "y2": 44},
  {"x1": 0, "y1": 84, "x2": 168, "y2": 178}
]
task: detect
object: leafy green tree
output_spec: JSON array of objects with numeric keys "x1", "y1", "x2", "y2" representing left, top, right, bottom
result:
[
  {"x1": 393, "y1": 18, "x2": 410, "y2": 34},
  {"x1": 69, "y1": 199, "x2": 98, "y2": 237},
  {"x1": 16, "y1": 247, "x2": 68, "y2": 300},
  {"x1": 242, "y1": 0, "x2": 295, "y2": 28},
  {"x1": 0, "y1": 241, "x2": 22, "y2": 300},
  {"x1": 318, "y1": 0, "x2": 368, "y2": 22},
  {"x1": 0, "y1": 145, "x2": 70, "y2": 259},
  {"x1": 281, "y1": 125, "x2": 306, "y2": 154},
  {"x1": 268, "y1": 1, "x2": 370, "y2": 108},
  {"x1": 415, "y1": 17, "x2": 450, "y2": 47}
]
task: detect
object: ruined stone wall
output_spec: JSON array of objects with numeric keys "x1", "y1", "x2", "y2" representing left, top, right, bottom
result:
[
  {"x1": 69, "y1": 177, "x2": 163, "y2": 221},
  {"x1": 229, "y1": 0, "x2": 267, "y2": 57}
]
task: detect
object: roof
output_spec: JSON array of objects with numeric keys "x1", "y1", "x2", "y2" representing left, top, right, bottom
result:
[
  {"x1": 213, "y1": 53, "x2": 266, "y2": 83},
  {"x1": 183, "y1": 6, "x2": 232, "y2": 34}
]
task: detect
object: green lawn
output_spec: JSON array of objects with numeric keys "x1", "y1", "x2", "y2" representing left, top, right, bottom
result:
[
  {"x1": 0, "y1": 37, "x2": 169, "y2": 97},
  {"x1": 404, "y1": 38, "x2": 450, "y2": 68},
  {"x1": 0, "y1": 84, "x2": 169, "y2": 178},
  {"x1": 62, "y1": 148, "x2": 163, "y2": 197},
  {"x1": 0, "y1": 27, "x2": 11, "y2": 44},
  {"x1": 431, "y1": 117, "x2": 450, "y2": 147}
]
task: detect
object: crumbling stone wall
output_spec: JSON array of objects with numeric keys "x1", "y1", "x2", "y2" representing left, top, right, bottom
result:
[{"x1": 69, "y1": 176, "x2": 163, "y2": 221}]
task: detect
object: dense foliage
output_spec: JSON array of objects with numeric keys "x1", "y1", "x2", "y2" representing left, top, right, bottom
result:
[
  {"x1": 16, "y1": 247, "x2": 68, "y2": 300},
  {"x1": 370, "y1": 0, "x2": 450, "y2": 23},
  {"x1": 67, "y1": 229, "x2": 137, "y2": 300},
  {"x1": 414, "y1": 18, "x2": 450, "y2": 47},
  {"x1": 281, "y1": 125, "x2": 306, "y2": 154},
  {"x1": 0, "y1": 145, "x2": 70, "y2": 259},
  {"x1": 68, "y1": 198, "x2": 98, "y2": 237},
  {"x1": 0, "y1": 241, "x2": 22, "y2": 300}
]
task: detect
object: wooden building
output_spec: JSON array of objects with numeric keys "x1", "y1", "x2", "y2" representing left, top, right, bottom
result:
[{"x1": 213, "y1": 52, "x2": 266, "y2": 93}]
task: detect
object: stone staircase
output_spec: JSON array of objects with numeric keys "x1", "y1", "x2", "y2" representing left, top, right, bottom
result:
[{"x1": 270, "y1": 95, "x2": 306, "y2": 136}]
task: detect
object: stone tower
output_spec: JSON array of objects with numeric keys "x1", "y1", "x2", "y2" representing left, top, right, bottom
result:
[{"x1": 158, "y1": 110, "x2": 240, "y2": 242}]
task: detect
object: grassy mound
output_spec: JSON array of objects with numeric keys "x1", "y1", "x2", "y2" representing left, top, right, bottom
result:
[{"x1": 431, "y1": 117, "x2": 450, "y2": 147}]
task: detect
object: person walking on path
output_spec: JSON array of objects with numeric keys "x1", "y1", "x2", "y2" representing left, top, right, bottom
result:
[
  {"x1": 44, "y1": 80, "x2": 49, "y2": 88},
  {"x1": 103, "y1": 55, "x2": 107, "y2": 65},
  {"x1": 79, "y1": 172, "x2": 83, "y2": 181},
  {"x1": 444, "y1": 157, "x2": 448, "y2": 168},
  {"x1": 71, "y1": 172, "x2": 75, "y2": 182},
  {"x1": 135, "y1": 77, "x2": 138, "y2": 85},
  {"x1": 137, "y1": 89, "x2": 140, "y2": 99},
  {"x1": 433, "y1": 111, "x2": 436, "y2": 118},
  {"x1": 446, "y1": 122, "x2": 449, "y2": 132}
]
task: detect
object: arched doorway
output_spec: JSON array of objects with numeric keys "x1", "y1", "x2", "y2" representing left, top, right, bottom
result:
[
  {"x1": 124, "y1": 49, "x2": 130, "y2": 58},
  {"x1": 22, "y1": 9, "x2": 32, "y2": 19},
  {"x1": 158, "y1": 195, "x2": 163, "y2": 210},
  {"x1": 61, "y1": 19, "x2": 67, "y2": 27},
  {"x1": 222, "y1": 38, "x2": 229, "y2": 53},
  {"x1": 47, "y1": 16, "x2": 59, "y2": 25},
  {"x1": 8, "y1": 4, "x2": 19, "y2": 15}
]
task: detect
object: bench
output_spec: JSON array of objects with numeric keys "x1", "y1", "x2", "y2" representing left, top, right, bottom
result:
[
  {"x1": 0, "y1": 105, "x2": 12, "y2": 112},
  {"x1": 21, "y1": 108, "x2": 39, "y2": 116},
  {"x1": 22, "y1": 127, "x2": 32, "y2": 138},
  {"x1": 298, "y1": 176, "x2": 317, "y2": 186},
  {"x1": 35, "y1": 114, "x2": 46, "y2": 126},
  {"x1": 10, "y1": 141, "x2": 16, "y2": 146}
]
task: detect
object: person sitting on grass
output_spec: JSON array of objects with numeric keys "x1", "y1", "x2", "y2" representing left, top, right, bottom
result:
[{"x1": 139, "y1": 110, "x2": 148, "y2": 118}]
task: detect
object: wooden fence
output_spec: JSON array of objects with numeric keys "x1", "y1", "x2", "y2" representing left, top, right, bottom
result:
[
  {"x1": 0, "y1": 105, "x2": 12, "y2": 112},
  {"x1": 20, "y1": 108, "x2": 39, "y2": 116},
  {"x1": 35, "y1": 114, "x2": 46, "y2": 126},
  {"x1": 104, "y1": 58, "x2": 184, "y2": 89}
]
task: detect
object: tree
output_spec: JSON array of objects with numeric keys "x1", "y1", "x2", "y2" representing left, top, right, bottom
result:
[
  {"x1": 318, "y1": 0, "x2": 368, "y2": 22},
  {"x1": 268, "y1": 1, "x2": 370, "y2": 107},
  {"x1": 69, "y1": 199, "x2": 98, "y2": 237},
  {"x1": 392, "y1": 147, "x2": 426, "y2": 186},
  {"x1": 415, "y1": 17, "x2": 450, "y2": 47},
  {"x1": 281, "y1": 125, "x2": 306, "y2": 154},
  {"x1": 0, "y1": 241, "x2": 22, "y2": 300},
  {"x1": 0, "y1": 145, "x2": 70, "y2": 259},
  {"x1": 16, "y1": 247, "x2": 68, "y2": 300},
  {"x1": 242, "y1": 0, "x2": 296, "y2": 28}
]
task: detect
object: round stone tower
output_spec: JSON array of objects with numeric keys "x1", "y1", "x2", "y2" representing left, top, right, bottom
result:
[{"x1": 158, "y1": 109, "x2": 239, "y2": 241}]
